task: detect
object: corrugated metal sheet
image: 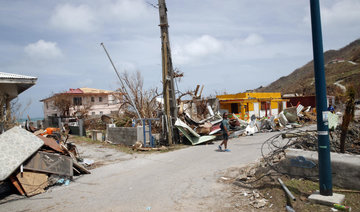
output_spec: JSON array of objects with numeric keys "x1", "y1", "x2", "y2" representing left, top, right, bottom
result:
[{"x1": 0, "y1": 72, "x2": 37, "y2": 80}]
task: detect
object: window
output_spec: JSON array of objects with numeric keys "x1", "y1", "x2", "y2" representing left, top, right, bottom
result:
[
  {"x1": 278, "y1": 102, "x2": 283, "y2": 113},
  {"x1": 73, "y1": 97, "x2": 82, "y2": 106},
  {"x1": 91, "y1": 112, "x2": 95, "y2": 115},
  {"x1": 231, "y1": 103, "x2": 239, "y2": 113},
  {"x1": 261, "y1": 102, "x2": 270, "y2": 110},
  {"x1": 91, "y1": 97, "x2": 95, "y2": 102},
  {"x1": 99, "y1": 111, "x2": 103, "y2": 115},
  {"x1": 99, "y1": 97, "x2": 103, "y2": 102}
]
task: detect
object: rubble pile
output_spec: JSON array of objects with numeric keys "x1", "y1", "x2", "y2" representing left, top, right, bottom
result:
[
  {"x1": 292, "y1": 120, "x2": 360, "y2": 154},
  {"x1": 175, "y1": 98, "x2": 223, "y2": 145},
  {"x1": 175, "y1": 101, "x2": 321, "y2": 145},
  {"x1": 0, "y1": 125, "x2": 90, "y2": 198}
]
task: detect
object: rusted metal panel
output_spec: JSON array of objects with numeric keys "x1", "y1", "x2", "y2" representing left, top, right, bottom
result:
[
  {"x1": 24, "y1": 151, "x2": 73, "y2": 177},
  {"x1": 37, "y1": 135, "x2": 64, "y2": 153}
]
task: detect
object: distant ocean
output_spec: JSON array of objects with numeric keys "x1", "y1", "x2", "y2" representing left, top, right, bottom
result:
[{"x1": 17, "y1": 117, "x2": 44, "y2": 123}]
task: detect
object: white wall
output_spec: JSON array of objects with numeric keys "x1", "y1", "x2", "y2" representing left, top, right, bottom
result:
[
  {"x1": 271, "y1": 109, "x2": 278, "y2": 116},
  {"x1": 253, "y1": 102, "x2": 260, "y2": 117}
]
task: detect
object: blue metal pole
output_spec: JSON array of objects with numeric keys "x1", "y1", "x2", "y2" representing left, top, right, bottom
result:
[
  {"x1": 149, "y1": 121, "x2": 154, "y2": 147},
  {"x1": 142, "y1": 119, "x2": 146, "y2": 147},
  {"x1": 309, "y1": 0, "x2": 333, "y2": 196}
]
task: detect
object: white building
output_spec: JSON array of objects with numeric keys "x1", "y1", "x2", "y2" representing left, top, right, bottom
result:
[{"x1": 40, "y1": 87, "x2": 122, "y2": 119}]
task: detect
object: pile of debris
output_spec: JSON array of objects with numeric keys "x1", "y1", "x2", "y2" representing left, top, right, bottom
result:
[
  {"x1": 175, "y1": 98, "x2": 223, "y2": 145},
  {"x1": 231, "y1": 104, "x2": 315, "y2": 136},
  {"x1": 291, "y1": 120, "x2": 360, "y2": 154},
  {"x1": 174, "y1": 100, "x2": 320, "y2": 145},
  {"x1": 0, "y1": 126, "x2": 90, "y2": 197}
]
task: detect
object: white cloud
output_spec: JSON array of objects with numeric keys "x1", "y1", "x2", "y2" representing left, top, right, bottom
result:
[
  {"x1": 303, "y1": 0, "x2": 360, "y2": 27},
  {"x1": 49, "y1": 1, "x2": 152, "y2": 33},
  {"x1": 230, "y1": 34, "x2": 265, "y2": 47},
  {"x1": 50, "y1": 4, "x2": 96, "y2": 32},
  {"x1": 242, "y1": 34, "x2": 264, "y2": 46},
  {"x1": 102, "y1": 0, "x2": 151, "y2": 21},
  {"x1": 173, "y1": 35, "x2": 223, "y2": 64},
  {"x1": 321, "y1": 0, "x2": 360, "y2": 26},
  {"x1": 24, "y1": 40, "x2": 63, "y2": 59}
]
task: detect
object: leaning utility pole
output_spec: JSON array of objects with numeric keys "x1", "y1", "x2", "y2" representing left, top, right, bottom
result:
[{"x1": 158, "y1": 0, "x2": 179, "y2": 145}]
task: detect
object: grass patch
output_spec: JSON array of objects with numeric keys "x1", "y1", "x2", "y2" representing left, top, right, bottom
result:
[{"x1": 68, "y1": 135, "x2": 188, "y2": 154}]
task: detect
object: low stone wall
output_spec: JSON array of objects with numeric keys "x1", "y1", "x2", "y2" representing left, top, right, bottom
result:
[
  {"x1": 69, "y1": 126, "x2": 86, "y2": 136},
  {"x1": 106, "y1": 126, "x2": 149, "y2": 146},
  {"x1": 279, "y1": 148, "x2": 360, "y2": 190}
]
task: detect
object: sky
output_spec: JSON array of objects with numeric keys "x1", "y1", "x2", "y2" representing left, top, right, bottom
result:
[{"x1": 1, "y1": 0, "x2": 359, "y2": 118}]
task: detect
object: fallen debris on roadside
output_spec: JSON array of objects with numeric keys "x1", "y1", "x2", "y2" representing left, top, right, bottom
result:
[{"x1": 0, "y1": 126, "x2": 90, "y2": 198}]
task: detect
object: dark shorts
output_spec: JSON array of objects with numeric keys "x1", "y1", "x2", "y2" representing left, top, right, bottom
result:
[{"x1": 223, "y1": 133, "x2": 228, "y2": 140}]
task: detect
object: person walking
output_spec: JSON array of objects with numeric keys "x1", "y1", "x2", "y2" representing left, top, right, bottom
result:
[{"x1": 219, "y1": 112, "x2": 230, "y2": 152}]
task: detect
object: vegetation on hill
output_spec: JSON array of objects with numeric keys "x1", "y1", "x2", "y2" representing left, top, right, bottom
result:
[{"x1": 256, "y1": 39, "x2": 360, "y2": 100}]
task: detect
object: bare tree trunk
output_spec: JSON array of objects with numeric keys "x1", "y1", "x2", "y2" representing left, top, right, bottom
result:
[{"x1": 340, "y1": 86, "x2": 355, "y2": 153}]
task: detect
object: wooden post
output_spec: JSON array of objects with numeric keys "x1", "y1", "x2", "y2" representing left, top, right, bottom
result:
[
  {"x1": 5, "y1": 97, "x2": 11, "y2": 122},
  {"x1": 158, "y1": 0, "x2": 179, "y2": 144},
  {"x1": 0, "y1": 95, "x2": 4, "y2": 121},
  {"x1": 163, "y1": 33, "x2": 173, "y2": 145}
]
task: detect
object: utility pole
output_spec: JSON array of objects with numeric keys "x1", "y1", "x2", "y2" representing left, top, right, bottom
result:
[
  {"x1": 158, "y1": 0, "x2": 179, "y2": 145},
  {"x1": 310, "y1": 0, "x2": 333, "y2": 196}
]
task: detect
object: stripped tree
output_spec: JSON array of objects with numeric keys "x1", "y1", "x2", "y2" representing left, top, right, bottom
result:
[
  {"x1": 52, "y1": 92, "x2": 93, "y2": 119},
  {"x1": 114, "y1": 70, "x2": 161, "y2": 126},
  {"x1": 340, "y1": 85, "x2": 356, "y2": 153}
]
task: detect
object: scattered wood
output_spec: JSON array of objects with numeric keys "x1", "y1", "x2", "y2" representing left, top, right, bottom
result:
[
  {"x1": 135, "y1": 146, "x2": 168, "y2": 151},
  {"x1": 73, "y1": 161, "x2": 91, "y2": 174},
  {"x1": 333, "y1": 188, "x2": 360, "y2": 193},
  {"x1": 9, "y1": 175, "x2": 26, "y2": 196}
]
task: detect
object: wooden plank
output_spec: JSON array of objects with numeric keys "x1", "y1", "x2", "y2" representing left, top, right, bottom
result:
[
  {"x1": 16, "y1": 171, "x2": 48, "y2": 196},
  {"x1": 73, "y1": 161, "x2": 90, "y2": 174},
  {"x1": 24, "y1": 151, "x2": 73, "y2": 177},
  {"x1": 37, "y1": 135, "x2": 64, "y2": 153},
  {"x1": 9, "y1": 175, "x2": 25, "y2": 196}
]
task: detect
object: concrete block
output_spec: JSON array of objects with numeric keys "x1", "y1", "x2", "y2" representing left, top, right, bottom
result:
[
  {"x1": 107, "y1": 126, "x2": 149, "y2": 146},
  {"x1": 308, "y1": 191, "x2": 344, "y2": 206},
  {"x1": 280, "y1": 148, "x2": 360, "y2": 190}
]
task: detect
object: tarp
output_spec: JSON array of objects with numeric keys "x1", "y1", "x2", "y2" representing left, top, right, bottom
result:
[
  {"x1": 0, "y1": 126, "x2": 44, "y2": 181},
  {"x1": 328, "y1": 112, "x2": 339, "y2": 130},
  {"x1": 174, "y1": 119, "x2": 216, "y2": 145}
]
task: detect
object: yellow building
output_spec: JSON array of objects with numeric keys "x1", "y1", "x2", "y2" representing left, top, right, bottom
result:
[{"x1": 216, "y1": 92, "x2": 288, "y2": 120}]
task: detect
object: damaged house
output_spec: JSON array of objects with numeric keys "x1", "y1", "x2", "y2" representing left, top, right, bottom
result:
[
  {"x1": 0, "y1": 72, "x2": 37, "y2": 133},
  {"x1": 217, "y1": 92, "x2": 288, "y2": 119},
  {"x1": 40, "y1": 87, "x2": 123, "y2": 123}
]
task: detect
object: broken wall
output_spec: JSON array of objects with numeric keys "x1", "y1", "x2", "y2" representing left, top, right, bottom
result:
[{"x1": 107, "y1": 126, "x2": 149, "y2": 145}]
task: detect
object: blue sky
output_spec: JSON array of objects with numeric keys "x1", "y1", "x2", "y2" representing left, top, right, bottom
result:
[{"x1": 1, "y1": 0, "x2": 359, "y2": 118}]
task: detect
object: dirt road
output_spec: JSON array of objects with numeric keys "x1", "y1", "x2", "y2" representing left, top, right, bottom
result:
[{"x1": 1, "y1": 131, "x2": 280, "y2": 212}]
